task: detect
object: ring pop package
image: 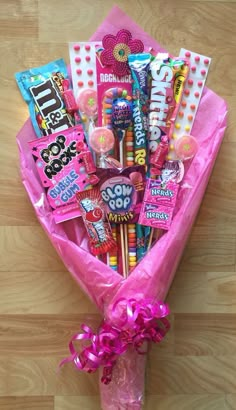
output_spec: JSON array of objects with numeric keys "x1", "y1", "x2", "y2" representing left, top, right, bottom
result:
[
  {"x1": 15, "y1": 59, "x2": 75, "y2": 138},
  {"x1": 96, "y1": 51, "x2": 132, "y2": 128},
  {"x1": 29, "y1": 125, "x2": 96, "y2": 223},
  {"x1": 76, "y1": 188, "x2": 117, "y2": 255},
  {"x1": 149, "y1": 54, "x2": 189, "y2": 173}
]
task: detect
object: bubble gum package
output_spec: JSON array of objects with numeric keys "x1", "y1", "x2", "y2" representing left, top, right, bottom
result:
[
  {"x1": 15, "y1": 59, "x2": 75, "y2": 138},
  {"x1": 29, "y1": 125, "x2": 96, "y2": 223}
]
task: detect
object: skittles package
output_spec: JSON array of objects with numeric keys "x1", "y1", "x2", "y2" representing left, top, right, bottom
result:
[
  {"x1": 15, "y1": 59, "x2": 75, "y2": 138},
  {"x1": 149, "y1": 54, "x2": 189, "y2": 173}
]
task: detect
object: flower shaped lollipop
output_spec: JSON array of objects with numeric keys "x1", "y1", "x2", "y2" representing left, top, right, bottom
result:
[{"x1": 100, "y1": 29, "x2": 144, "y2": 77}]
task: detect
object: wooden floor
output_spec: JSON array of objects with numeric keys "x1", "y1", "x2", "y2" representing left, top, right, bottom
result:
[{"x1": 1, "y1": 0, "x2": 236, "y2": 409}]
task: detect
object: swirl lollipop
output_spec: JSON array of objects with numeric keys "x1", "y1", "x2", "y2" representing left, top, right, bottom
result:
[
  {"x1": 175, "y1": 135, "x2": 199, "y2": 161},
  {"x1": 112, "y1": 98, "x2": 133, "y2": 166},
  {"x1": 89, "y1": 127, "x2": 115, "y2": 168},
  {"x1": 77, "y1": 88, "x2": 97, "y2": 119}
]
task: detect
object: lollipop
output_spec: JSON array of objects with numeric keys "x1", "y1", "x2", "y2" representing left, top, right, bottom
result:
[
  {"x1": 89, "y1": 127, "x2": 115, "y2": 168},
  {"x1": 77, "y1": 88, "x2": 97, "y2": 118},
  {"x1": 175, "y1": 135, "x2": 199, "y2": 161},
  {"x1": 111, "y1": 98, "x2": 133, "y2": 166}
]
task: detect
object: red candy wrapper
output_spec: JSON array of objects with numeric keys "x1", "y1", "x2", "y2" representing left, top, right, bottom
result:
[{"x1": 76, "y1": 188, "x2": 117, "y2": 255}]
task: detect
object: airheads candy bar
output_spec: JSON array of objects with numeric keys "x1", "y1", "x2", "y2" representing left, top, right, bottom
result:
[
  {"x1": 15, "y1": 59, "x2": 75, "y2": 138},
  {"x1": 149, "y1": 54, "x2": 189, "y2": 172},
  {"x1": 29, "y1": 125, "x2": 96, "y2": 223},
  {"x1": 128, "y1": 53, "x2": 151, "y2": 167},
  {"x1": 76, "y1": 188, "x2": 117, "y2": 256}
]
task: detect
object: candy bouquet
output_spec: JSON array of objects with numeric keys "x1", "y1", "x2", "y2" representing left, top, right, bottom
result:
[{"x1": 15, "y1": 6, "x2": 227, "y2": 410}]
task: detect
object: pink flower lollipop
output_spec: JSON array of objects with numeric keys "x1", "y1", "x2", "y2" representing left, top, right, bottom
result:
[
  {"x1": 77, "y1": 89, "x2": 97, "y2": 118},
  {"x1": 89, "y1": 127, "x2": 115, "y2": 168},
  {"x1": 175, "y1": 135, "x2": 199, "y2": 161}
]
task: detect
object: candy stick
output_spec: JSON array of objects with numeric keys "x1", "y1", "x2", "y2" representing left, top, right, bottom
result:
[
  {"x1": 168, "y1": 49, "x2": 211, "y2": 159},
  {"x1": 77, "y1": 88, "x2": 98, "y2": 156},
  {"x1": 103, "y1": 87, "x2": 133, "y2": 276},
  {"x1": 100, "y1": 176, "x2": 137, "y2": 278},
  {"x1": 111, "y1": 95, "x2": 133, "y2": 277},
  {"x1": 69, "y1": 42, "x2": 101, "y2": 104},
  {"x1": 125, "y1": 126, "x2": 137, "y2": 271},
  {"x1": 146, "y1": 54, "x2": 190, "y2": 249},
  {"x1": 128, "y1": 53, "x2": 152, "y2": 261}
]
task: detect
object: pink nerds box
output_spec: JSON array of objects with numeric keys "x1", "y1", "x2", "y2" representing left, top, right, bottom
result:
[{"x1": 16, "y1": 6, "x2": 227, "y2": 410}]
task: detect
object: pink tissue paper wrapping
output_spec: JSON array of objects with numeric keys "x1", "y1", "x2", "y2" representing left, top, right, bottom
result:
[{"x1": 16, "y1": 6, "x2": 227, "y2": 410}]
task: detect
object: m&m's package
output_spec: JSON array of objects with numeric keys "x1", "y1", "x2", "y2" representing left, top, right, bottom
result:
[
  {"x1": 15, "y1": 59, "x2": 75, "y2": 138},
  {"x1": 29, "y1": 125, "x2": 96, "y2": 223}
]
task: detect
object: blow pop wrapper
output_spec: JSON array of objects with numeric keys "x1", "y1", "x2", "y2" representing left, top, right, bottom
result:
[
  {"x1": 149, "y1": 55, "x2": 189, "y2": 170},
  {"x1": 98, "y1": 165, "x2": 145, "y2": 224},
  {"x1": 29, "y1": 125, "x2": 95, "y2": 223},
  {"x1": 76, "y1": 188, "x2": 117, "y2": 255},
  {"x1": 15, "y1": 59, "x2": 75, "y2": 138}
]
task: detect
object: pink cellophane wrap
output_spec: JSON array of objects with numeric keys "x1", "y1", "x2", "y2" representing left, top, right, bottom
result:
[{"x1": 16, "y1": 6, "x2": 227, "y2": 410}]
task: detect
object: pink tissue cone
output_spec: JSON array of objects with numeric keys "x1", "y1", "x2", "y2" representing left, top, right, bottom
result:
[{"x1": 16, "y1": 6, "x2": 227, "y2": 410}]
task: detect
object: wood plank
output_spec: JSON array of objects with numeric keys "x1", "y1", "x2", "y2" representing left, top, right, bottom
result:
[
  {"x1": 147, "y1": 355, "x2": 236, "y2": 394},
  {"x1": 178, "y1": 225, "x2": 236, "y2": 272},
  {"x1": 55, "y1": 396, "x2": 100, "y2": 410},
  {"x1": 0, "y1": 0, "x2": 38, "y2": 40},
  {"x1": 0, "y1": 314, "x2": 100, "y2": 357},
  {"x1": 0, "y1": 357, "x2": 99, "y2": 396},
  {"x1": 167, "y1": 271, "x2": 236, "y2": 314},
  {"x1": 174, "y1": 313, "x2": 236, "y2": 356},
  {"x1": 145, "y1": 394, "x2": 228, "y2": 410},
  {"x1": 0, "y1": 270, "x2": 97, "y2": 314},
  {"x1": 0, "y1": 397, "x2": 54, "y2": 410},
  {"x1": 0, "y1": 226, "x2": 66, "y2": 272}
]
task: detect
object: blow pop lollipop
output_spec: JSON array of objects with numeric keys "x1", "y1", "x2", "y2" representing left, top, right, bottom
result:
[
  {"x1": 89, "y1": 127, "x2": 115, "y2": 168},
  {"x1": 112, "y1": 98, "x2": 133, "y2": 166}
]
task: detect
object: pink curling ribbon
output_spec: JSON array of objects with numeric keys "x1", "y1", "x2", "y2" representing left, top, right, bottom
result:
[{"x1": 60, "y1": 298, "x2": 170, "y2": 384}]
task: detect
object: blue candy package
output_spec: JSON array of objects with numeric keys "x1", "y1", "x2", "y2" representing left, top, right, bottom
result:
[{"x1": 15, "y1": 59, "x2": 75, "y2": 138}]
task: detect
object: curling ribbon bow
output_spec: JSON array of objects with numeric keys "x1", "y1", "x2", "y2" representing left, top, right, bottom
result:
[{"x1": 60, "y1": 298, "x2": 170, "y2": 384}]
